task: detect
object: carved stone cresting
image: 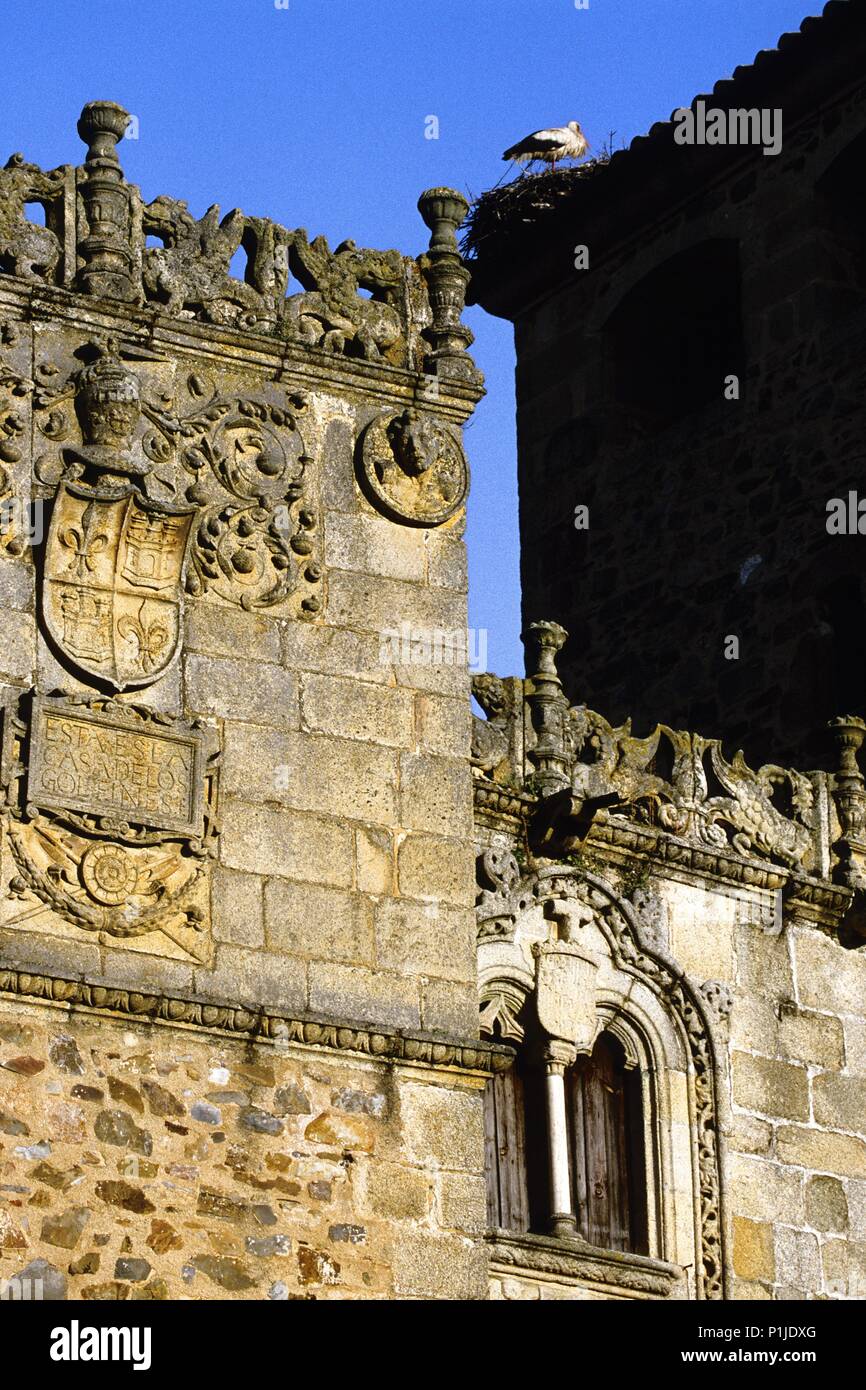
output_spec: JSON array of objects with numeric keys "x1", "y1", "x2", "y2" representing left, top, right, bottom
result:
[
  {"x1": 471, "y1": 621, "x2": 864, "y2": 934},
  {"x1": 358, "y1": 408, "x2": 468, "y2": 526},
  {"x1": 0, "y1": 103, "x2": 480, "y2": 390},
  {"x1": 477, "y1": 861, "x2": 726, "y2": 1300},
  {"x1": 0, "y1": 693, "x2": 218, "y2": 962}
]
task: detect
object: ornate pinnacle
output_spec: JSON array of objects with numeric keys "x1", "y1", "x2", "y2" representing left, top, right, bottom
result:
[
  {"x1": 522, "y1": 620, "x2": 570, "y2": 795},
  {"x1": 76, "y1": 101, "x2": 136, "y2": 303},
  {"x1": 828, "y1": 715, "x2": 866, "y2": 889},
  {"x1": 417, "y1": 187, "x2": 479, "y2": 385},
  {"x1": 77, "y1": 101, "x2": 131, "y2": 166}
]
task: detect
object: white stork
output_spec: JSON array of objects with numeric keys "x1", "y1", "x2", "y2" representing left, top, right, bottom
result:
[{"x1": 502, "y1": 121, "x2": 589, "y2": 172}]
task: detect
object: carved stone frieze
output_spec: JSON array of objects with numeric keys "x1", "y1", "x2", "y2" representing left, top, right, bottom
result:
[
  {"x1": 0, "y1": 692, "x2": 219, "y2": 963},
  {"x1": 358, "y1": 408, "x2": 468, "y2": 526},
  {"x1": 470, "y1": 621, "x2": 866, "y2": 931}
]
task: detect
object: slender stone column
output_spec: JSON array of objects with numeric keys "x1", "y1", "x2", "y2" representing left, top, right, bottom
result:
[{"x1": 543, "y1": 1039, "x2": 577, "y2": 1237}]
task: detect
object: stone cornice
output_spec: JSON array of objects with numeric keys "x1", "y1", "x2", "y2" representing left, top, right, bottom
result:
[
  {"x1": 0, "y1": 964, "x2": 514, "y2": 1077},
  {"x1": 487, "y1": 1230, "x2": 687, "y2": 1298},
  {"x1": 473, "y1": 785, "x2": 853, "y2": 931},
  {"x1": 0, "y1": 281, "x2": 483, "y2": 424}
]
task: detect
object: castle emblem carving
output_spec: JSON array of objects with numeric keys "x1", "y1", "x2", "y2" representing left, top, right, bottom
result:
[{"x1": 44, "y1": 482, "x2": 193, "y2": 688}]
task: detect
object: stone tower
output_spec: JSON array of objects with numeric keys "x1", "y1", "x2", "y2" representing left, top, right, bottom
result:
[
  {"x1": 467, "y1": 0, "x2": 866, "y2": 769},
  {"x1": 0, "y1": 102, "x2": 502, "y2": 1300}
]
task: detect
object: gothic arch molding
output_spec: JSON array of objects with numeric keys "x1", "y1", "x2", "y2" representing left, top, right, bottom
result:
[{"x1": 476, "y1": 854, "x2": 726, "y2": 1299}]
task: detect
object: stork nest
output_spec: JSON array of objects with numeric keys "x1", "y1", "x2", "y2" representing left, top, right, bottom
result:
[{"x1": 461, "y1": 158, "x2": 609, "y2": 261}]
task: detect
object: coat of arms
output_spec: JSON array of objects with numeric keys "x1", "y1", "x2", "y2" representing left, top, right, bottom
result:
[{"x1": 39, "y1": 345, "x2": 194, "y2": 689}]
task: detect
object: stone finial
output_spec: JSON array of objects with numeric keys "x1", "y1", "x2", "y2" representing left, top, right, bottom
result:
[
  {"x1": 418, "y1": 187, "x2": 468, "y2": 254},
  {"x1": 417, "y1": 187, "x2": 478, "y2": 383},
  {"x1": 522, "y1": 620, "x2": 570, "y2": 795},
  {"x1": 829, "y1": 715, "x2": 866, "y2": 888},
  {"x1": 76, "y1": 100, "x2": 136, "y2": 303},
  {"x1": 76, "y1": 101, "x2": 131, "y2": 166}
]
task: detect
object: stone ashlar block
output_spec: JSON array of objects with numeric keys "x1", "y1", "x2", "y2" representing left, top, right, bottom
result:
[
  {"x1": 727, "y1": 1154, "x2": 804, "y2": 1224},
  {"x1": 211, "y1": 868, "x2": 265, "y2": 949},
  {"x1": 805, "y1": 1175, "x2": 848, "y2": 1233},
  {"x1": 355, "y1": 826, "x2": 394, "y2": 896},
  {"x1": 205, "y1": 946, "x2": 307, "y2": 1015},
  {"x1": 392, "y1": 1230, "x2": 488, "y2": 1300},
  {"x1": 374, "y1": 898, "x2": 475, "y2": 985},
  {"x1": 413, "y1": 692, "x2": 472, "y2": 758},
  {"x1": 397, "y1": 1082, "x2": 484, "y2": 1173},
  {"x1": 735, "y1": 926, "x2": 794, "y2": 1000},
  {"x1": 222, "y1": 724, "x2": 398, "y2": 826},
  {"x1": 773, "y1": 1225, "x2": 821, "y2": 1293},
  {"x1": 220, "y1": 801, "x2": 353, "y2": 887},
  {"x1": 307, "y1": 961, "x2": 420, "y2": 1031},
  {"x1": 436, "y1": 1172, "x2": 488, "y2": 1235},
  {"x1": 185, "y1": 603, "x2": 281, "y2": 663},
  {"x1": 264, "y1": 880, "x2": 374, "y2": 967},
  {"x1": 775, "y1": 1125, "x2": 866, "y2": 1179},
  {"x1": 421, "y1": 979, "x2": 481, "y2": 1037},
  {"x1": 363, "y1": 1162, "x2": 431, "y2": 1222},
  {"x1": 426, "y1": 535, "x2": 468, "y2": 592},
  {"x1": 732, "y1": 1216, "x2": 775, "y2": 1283},
  {"x1": 732, "y1": 1051, "x2": 810, "y2": 1122},
  {"x1": 324, "y1": 510, "x2": 426, "y2": 583},
  {"x1": 812, "y1": 1073, "x2": 866, "y2": 1137},
  {"x1": 301, "y1": 673, "x2": 414, "y2": 749},
  {"x1": 397, "y1": 834, "x2": 476, "y2": 908},
  {"x1": 399, "y1": 752, "x2": 473, "y2": 838},
  {"x1": 185, "y1": 655, "x2": 299, "y2": 729},
  {"x1": 778, "y1": 1008, "x2": 845, "y2": 1070},
  {"x1": 326, "y1": 570, "x2": 465, "y2": 640},
  {"x1": 794, "y1": 929, "x2": 866, "y2": 1016},
  {"x1": 281, "y1": 622, "x2": 391, "y2": 685}
]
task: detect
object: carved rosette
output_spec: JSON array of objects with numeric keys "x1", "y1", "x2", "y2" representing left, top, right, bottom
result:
[
  {"x1": 0, "y1": 693, "x2": 218, "y2": 963},
  {"x1": 358, "y1": 408, "x2": 468, "y2": 526}
]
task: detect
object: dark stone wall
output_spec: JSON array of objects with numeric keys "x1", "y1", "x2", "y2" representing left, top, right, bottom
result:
[{"x1": 510, "y1": 84, "x2": 866, "y2": 769}]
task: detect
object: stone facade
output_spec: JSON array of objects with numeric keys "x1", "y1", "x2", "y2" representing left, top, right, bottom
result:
[
  {"x1": 0, "y1": 102, "x2": 500, "y2": 1300},
  {"x1": 5, "y1": 8, "x2": 866, "y2": 1307},
  {"x1": 472, "y1": 621, "x2": 866, "y2": 1300}
]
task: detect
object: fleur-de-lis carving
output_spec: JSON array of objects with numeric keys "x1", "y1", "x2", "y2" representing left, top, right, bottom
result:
[
  {"x1": 117, "y1": 605, "x2": 169, "y2": 673},
  {"x1": 59, "y1": 503, "x2": 108, "y2": 577}
]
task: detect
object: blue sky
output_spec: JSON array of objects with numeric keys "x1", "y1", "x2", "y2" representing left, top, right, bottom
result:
[{"x1": 4, "y1": 0, "x2": 823, "y2": 679}]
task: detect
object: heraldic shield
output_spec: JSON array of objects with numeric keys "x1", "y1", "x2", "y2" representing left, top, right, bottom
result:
[{"x1": 43, "y1": 481, "x2": 195, "y2": 689}]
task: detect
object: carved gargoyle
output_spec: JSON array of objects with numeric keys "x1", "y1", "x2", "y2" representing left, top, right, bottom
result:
[
  {"x1": 704, "y1": 744, "x2": 814, "y2": 866},
  {"x1": 142, "y1": 197, "x2": 269, "y2": 325},
  {"x1": 285, "y1": 230, "x2": 406, "y2": 364},
  {"x1": 0, "y1": 154, "x2": 63, "y2": 280},
  {"x1": 471, "y1": 674, "x2": 515, "y2": 781}
]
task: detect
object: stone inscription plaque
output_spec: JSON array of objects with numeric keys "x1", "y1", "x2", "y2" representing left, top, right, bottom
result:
[{"x1": 26, "y1": 696, "x2": 204, "y2": 838}]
